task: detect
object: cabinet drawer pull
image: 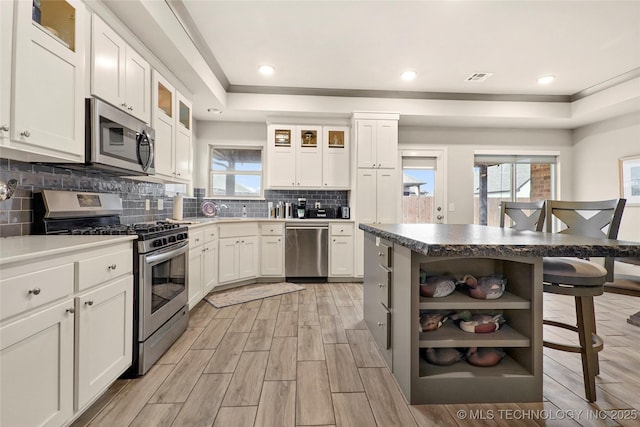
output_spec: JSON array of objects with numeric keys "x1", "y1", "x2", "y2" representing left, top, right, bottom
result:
[
  {"x1": 66, "y1": 308, "x2": 75, "y2": 314},
  {"x1": 28, "y1": 288, "x2": 41, "y2": 295},
  {"x1": 107, "y1": 264, "x2": 117, "y2": 270},
  {"x1": 20, "y1": 130, "x2": 30, "y2": 138},
  {"x1": 85, "y1": 300, "x2": 94, "y2": 306}
]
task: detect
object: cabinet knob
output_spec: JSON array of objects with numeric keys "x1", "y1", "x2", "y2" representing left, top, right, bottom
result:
[
  {"x1": 20, "y1": 130, "x2": 30, "y2": 138},
  {"x1": 377, "y1": 322, "x2": 384, "y2": 327},
  {"x1": 85, "y1": 300, "x2": 94, "y2": 306},
  {"x1": 372, "y1": 163, "x2": 375, "y2": 167},
  {"x1": 292, "y1": 182, "x2": 295, "y2": 185},
  {"x1": 66, "y1": 308, "x2": 75, "y2": 314},
  {"x1": 378, "y1": 252, "x2": 383, "y2": 257},
  {"x1": 121, "y1": 103, "x2": 127, "y2": 108},
  {"x1": 378, "y1": 283, "x2": 384, "y2": 288},
  {"x1": 236, "y1": 240, "x2": 239, "y2": 244},
  {"x1": 1, "y1": 124, "x2": 8, "y2": 132},
  {"x1": 270, "y1": 229, "x2": 273, "y2": 232},
  {"x1": 128, "y1": 106, "x2": 134, "y2": 111},
  {"x1": 108, "y1": 264, "x2": 117, "y2": 270},
  {"x1": 195, "y1": 238, "x2": 200, "y2": 243},
  {"x1": 28, "y1": 288, "x2": 41, "y2": 295},
  {"x1": 437, "y1": 215, "x2": 444, "y2": 220},
  {"x1": 333, "y1": 239, "x2": 336, "y2": 242},
  {"x1": 324, "y1": 183, "x2": 327, "y2": 186},
  {"x1": 378, "y1": 163, "x2": 381, "y2": 167}
]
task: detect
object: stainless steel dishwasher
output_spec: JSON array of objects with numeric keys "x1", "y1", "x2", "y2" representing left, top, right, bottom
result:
[{"x1": 285, "y1": 222, "x2": 328, "y2": 278}]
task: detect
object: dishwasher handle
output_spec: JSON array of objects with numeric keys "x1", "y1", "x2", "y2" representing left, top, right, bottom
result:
[{"x1": 286, "y1": 225, "x2": 329, "y2": 230}]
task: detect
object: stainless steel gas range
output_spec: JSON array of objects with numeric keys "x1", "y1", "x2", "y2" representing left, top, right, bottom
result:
[{"x1": 34, "y1": 190, "x2": 189, "y2": 375}]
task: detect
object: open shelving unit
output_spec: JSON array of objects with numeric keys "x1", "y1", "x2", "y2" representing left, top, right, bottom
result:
[{"x1": 389, "y1": 249, "x2": 543, "y2": 404}]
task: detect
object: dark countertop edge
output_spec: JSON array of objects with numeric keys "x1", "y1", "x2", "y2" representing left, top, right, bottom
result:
[{"x1": 359, "y1": 223, "x2": 640, "y2": 258}]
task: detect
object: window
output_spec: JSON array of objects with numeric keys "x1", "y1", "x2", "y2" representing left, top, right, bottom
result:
[
  {"x1": 402, "y1": 157, "x2": 436, "y2": 223},
  {"x1": 210, "y1": 147, "x2": 263, "y2": 198},
  {"x1": 474, "y1": 154, "x2": 557, "y2": 226}
]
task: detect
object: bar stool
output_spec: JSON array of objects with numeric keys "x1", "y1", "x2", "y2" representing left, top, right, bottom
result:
[
  {"x1": 499, "y1": 200, "x2": 546, "y2": 231},
  {"x1": 542, "y1": 199, "x2": 626, "y2": 402}
]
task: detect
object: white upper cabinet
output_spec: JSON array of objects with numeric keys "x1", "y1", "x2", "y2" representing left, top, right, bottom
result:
[
  {"x1": 356, "y1": 119, "x2": 398, "y2": 169},
  {"x1": 322, "y1": 126, "x2": 350, "y2": 188},
  {"x1": 151, "y1": 70, "x2": 192, "y2": 183},
  {"x1": 91, "y1": 14, "x2": 150, "y2": 124},
  {"x1": 268, "y1": 124, "x2": 323, "y2": 188},
  {"x1": 2, "y1": 0, "x2": 86, "y2": 163},
  {"x1": 268, "y1": 124, "x2": 341, "y2": 189},
  {"x1": 0, "y1": 0, "x2": 13, "y2": 147}
]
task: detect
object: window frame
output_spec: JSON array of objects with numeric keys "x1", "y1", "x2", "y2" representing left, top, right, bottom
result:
[
  {"x1": 473, "y1": 150, "x2": 560, "y2": 226},
  {"x1": 208, "y1": 145, "x2": 265, "y2": 200}
]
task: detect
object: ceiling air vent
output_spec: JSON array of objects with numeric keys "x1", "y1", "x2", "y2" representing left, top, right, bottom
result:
[{"x1": 465, "y1": 72, "x2": 494, "y2": 82}]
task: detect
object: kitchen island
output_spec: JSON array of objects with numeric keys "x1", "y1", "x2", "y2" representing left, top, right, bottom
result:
[{"x1": 359, "y1": 223, "x2": 640, "y2": 405}]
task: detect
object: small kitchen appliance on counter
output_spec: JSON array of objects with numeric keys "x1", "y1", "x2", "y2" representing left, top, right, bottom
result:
[
  {"x1": 307, "y1": 207, "x2": 337, "y2": 219},
  {"x1": 340, "y1": 206, "x2": 350, "y2": 219},
  {"x1": 33, "y1": 190, "x2": 189, "y2": 376},
  {"x1": 297, "y1": 198, "x2": 307, "y2": 219}
]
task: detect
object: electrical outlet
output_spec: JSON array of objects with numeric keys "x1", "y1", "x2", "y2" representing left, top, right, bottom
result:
[
  {"x1": 158, "y1": 199, "x2": 164, "y2": 210},
  {"x1": 145, "y1": 199, "x2": 150, "y2": 211}
]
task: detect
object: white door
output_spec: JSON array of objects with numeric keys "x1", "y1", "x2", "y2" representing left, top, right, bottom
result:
[
  {"x1": 202, "y1": 241, "x2": 217, "y2": 293},
  {"x1": 330, "y1": 236, "x2": 354, "y2": 276},
  {"x1": 91, "y1": 14, "x2": 125, "y2": 109},
  {"x1": 1, "y1": 299, "x2": 75, "y2": 427},
  {"x1": 376, "y1": 121, "x2": 398, "y2": 169},
  {"x1": 261, "y1": 236, "x2": 283, "y2": 276},
  {"x1": 188, "y1": 248, "x2": 203, "y2": 308},
  {"x1": 124, "y1": 49, "x2": 150, "y2": 123},
  {"x1": 356, "y1": 170, "x2": 377, "y2": 224},
  {"x1": 322, "y1": 126, "x2": 350, "y2": 188},
  {"x1": 239, "y1": 237, "x2": 259, "y2": 279},
  {"x1": 76, "y1": 276, "x2": 133, "y2": 410},
  {"x1": 0, "y1": 0, "x2": 13, "y2": 145},
  {"x1": 296, "y1": 126, "x2": 323, "y2": 187},
  {"x1": 356, "y1": 120, "x2": 376, "y2": 168},
  {"x1": 267, "y1": 125, "x2": 296, "y2": 187},
  {"x1": 400, "y1": 150, "x2": 446, "y2": 224},
  {"x1": 376, "y1": 169, "x2": 399, "y2": 224},
  {"x1": 218, "y1": 238, "x2": 239, "y2": 283}
]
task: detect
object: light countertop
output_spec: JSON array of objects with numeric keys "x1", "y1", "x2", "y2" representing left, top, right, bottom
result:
[
  {"x1": 0, "y1": 235, "x2": 138, "y2": 266},
  {"x1": 179, "y1": 217, "x2": 354, "y2": 229}
]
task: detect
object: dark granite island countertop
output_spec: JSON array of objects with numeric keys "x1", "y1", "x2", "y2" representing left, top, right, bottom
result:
[{"x1": 359, "y1": 223, "x2": 640, "y2": 258}]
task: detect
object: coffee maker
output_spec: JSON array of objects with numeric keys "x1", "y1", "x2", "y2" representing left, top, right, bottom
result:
[{"x1": 297, "y1": 198, "x2": 307, "y2": 218}]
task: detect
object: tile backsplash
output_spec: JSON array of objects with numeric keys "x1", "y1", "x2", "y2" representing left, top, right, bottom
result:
[
  {"x1": 0, "y1": 158, "x2": 351, "y2": 237},
  {"x1": 193, "y1": 189, "x2": 349, "y2": 218},
  {"x1": 0, "y1": 158, "x2": 173, "y2": 237}
]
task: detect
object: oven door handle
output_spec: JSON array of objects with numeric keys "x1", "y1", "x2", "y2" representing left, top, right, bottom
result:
[{"x1": 145, "y1": 242, "x2": 189, "y2": 265}]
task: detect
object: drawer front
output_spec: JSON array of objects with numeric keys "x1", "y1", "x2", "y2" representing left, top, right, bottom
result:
[
  {"x1": 219, "y1": 223, "x2": 259, "y2": 238},
  {"x1": 190, "y1": 230, "x2": 205, "y2": 247},
  {"x1": 330, "y1": 223, "x2": 354, "y2": 236},
  {"x1": 369, "y1": 302, "x2": 391, "y2": 351},
  {"x1": 203, "y1": 225, "x2": 218, "y2": 243},
  {"x1": 77, "y1": 249, "x2": 133, "y2": 292},
  {"x1": 376, "y1": 266, "x2": 392, "y2": 308},
  {"x1": 261, "y1": 223, "x2": 283, "y2": 236},
  {"x1": 377, "y1": 242, "x2": 392, "y2": 269},
  {"x1": 1, "y1": 263, "x2": 74, "y2": 320}
]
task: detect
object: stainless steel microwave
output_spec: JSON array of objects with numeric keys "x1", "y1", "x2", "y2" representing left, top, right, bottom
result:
[{"x1": 85, "y1": 98, "x2": 155, "y2": 175}]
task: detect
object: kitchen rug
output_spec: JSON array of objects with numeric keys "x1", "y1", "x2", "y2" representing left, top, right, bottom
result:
[{"x1": 204, "y1": 282, "x2": 305, "y2": 308}]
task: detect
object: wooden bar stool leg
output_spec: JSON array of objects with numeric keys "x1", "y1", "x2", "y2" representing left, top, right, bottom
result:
[{"x1": 576, "y1": 296, "x2": 598, "y2": 402}]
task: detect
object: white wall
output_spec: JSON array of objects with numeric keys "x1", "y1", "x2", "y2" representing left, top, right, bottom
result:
[
  {"x1": 193, "y1": 121, "x2": 267, "y2": 191},
  {"x1": 398, "y1": 127, "x2": 574, "y2": 223},
  {"x1": 572, "y1": 112, "x2": 640, "y2": 242}
]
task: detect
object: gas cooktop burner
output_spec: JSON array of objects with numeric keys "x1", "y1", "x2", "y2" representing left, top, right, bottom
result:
[{"x1": 67, "y1": 222, "x2": 182, "y2": 236}]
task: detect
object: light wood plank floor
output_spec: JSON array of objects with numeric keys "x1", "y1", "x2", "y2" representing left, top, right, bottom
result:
[{"x1": 73, "y1": 283, "x2": 640, "y2": 427}]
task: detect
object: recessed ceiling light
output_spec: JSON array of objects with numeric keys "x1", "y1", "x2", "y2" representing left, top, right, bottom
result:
[
  {"x1": 537, "y1": 75, "x2": 555, "y2": 85},
  {"x1": 401, "y1": 70, "x2": 417, "y2": 81},
  {"x1": 259, "y1": 65, "x2": 275, "y2": 75}
]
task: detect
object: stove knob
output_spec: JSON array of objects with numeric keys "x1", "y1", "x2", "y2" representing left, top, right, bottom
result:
[
  {"x1": 168, "y1": 235, "x2": 177, "y2": 242},
  {"x1": 177, "y1": 233, "x2": 186, "y2": 240},
  {"x1": 153, "y1": 239, "x2": 163, "y2": 247},
  {"x1": 163, "y1": 238, "x2": 168, "y2": 246}
]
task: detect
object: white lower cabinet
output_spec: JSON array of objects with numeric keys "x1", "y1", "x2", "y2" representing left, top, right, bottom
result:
[
  {"x1": 261, "y1": 223, "x2": 284, "y2": 277},
  {"x1": 1, "y1": 298, "x2": 75, "y2": 427},
  {"x1": 329, "y1": 223, "x2": 354, "y2": 277},
  {"x1": 218, "y1": 223, "x2": 259, "y2": 284},
  {"x1": 219, "y1": 236, "x2": 258, "y2": 283},
  {"x1": 187, "y1": 226, "x2": 218, "y2": 309},
  {"x1": 76, "y1": 275, "x2": 132, "y2": 410},
  {"x1": 0, "y1": 239, "x2": 135, "y2": 427}
]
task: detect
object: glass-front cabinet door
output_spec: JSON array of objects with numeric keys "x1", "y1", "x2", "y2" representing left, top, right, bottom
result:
[{"x1": 10, "y1": 0, "x2": 86, "y2": 162}]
